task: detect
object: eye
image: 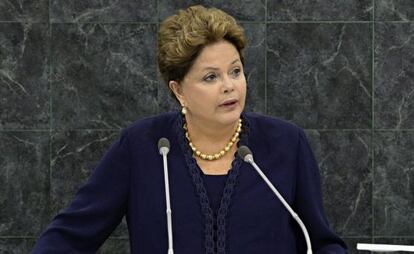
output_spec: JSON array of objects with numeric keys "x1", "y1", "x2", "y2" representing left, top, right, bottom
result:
[
  {"x1": 203, "y1": 73, "x2": 217, "y2": 82},
  {"x1": 231, "y1": 67, "x2": 241, "y2": 78}
]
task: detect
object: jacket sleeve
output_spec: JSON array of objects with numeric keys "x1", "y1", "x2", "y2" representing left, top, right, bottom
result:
[
  {"x1": 293, "y1": 128, "x2": 348, "y2": 254},
  {"x1": 32, "y1": 129, "x2": 132, "y2": 253}
]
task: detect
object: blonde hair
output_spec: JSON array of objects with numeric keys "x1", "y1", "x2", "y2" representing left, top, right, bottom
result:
[{"x1": 157, "y1": 5, "x2": 246, "y2": 88}]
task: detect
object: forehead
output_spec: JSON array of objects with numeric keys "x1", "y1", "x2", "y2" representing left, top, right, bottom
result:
[{"x1": 191, "y1": 40, "x2": 241, "y2": 70}]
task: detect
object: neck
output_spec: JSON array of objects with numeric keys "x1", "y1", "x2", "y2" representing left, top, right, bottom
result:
[{"x1": 184, "y1": 114, "x2": 240, "y2": 153}]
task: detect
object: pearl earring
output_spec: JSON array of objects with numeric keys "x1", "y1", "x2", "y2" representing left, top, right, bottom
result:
[{"x1": 181, "y1": 105, "x2": 187, "y2": 115}]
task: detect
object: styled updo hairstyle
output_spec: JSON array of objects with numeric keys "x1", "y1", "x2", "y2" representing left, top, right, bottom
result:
[{"x1": 157, "y1": 5, "x2": 247, "y2": 95}]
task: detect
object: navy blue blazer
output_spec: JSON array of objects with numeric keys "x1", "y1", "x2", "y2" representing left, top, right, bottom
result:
[{"x1": 32, "y1": 111, "x2": 347, "y2": 253}]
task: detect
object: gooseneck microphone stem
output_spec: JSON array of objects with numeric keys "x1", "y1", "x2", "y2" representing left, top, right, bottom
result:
[
  {"x1": 158, "y1": 138, "x2": 174, "y2": 254},
  {"x1": 239, "y1": 147, "x2": 312, "y2": 254}
]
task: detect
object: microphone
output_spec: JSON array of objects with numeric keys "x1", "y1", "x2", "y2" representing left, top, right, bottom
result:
[
  {"x1": 238, "y1": 146, "x2": 313, "y2": 254},
  {"x1": 158, "y1": 137, "x2": 170, "y2": 155},
  {"x1": 158, "y1": 137, "x2": 174, "y2": 254}
]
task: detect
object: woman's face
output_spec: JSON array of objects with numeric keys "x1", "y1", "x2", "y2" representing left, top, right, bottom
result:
[{"x1": 170, "y1": 40, "x2": 247, "y2": 127}]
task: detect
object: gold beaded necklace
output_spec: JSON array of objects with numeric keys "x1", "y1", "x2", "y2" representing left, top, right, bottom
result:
[{"x1": 184, "y1": 119, "x2": 242, "y2": 161}]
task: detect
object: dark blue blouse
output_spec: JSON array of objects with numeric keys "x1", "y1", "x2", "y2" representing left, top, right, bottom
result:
[
  {"x1": 202, "y1": 173, "x2": 228, "y2": 217},
  {"x1": 202, "y1": 172, "x2": 229, "y2": 253},
  {"x1": 32, "y1": 111, "x2": 348, "y2": 253}
]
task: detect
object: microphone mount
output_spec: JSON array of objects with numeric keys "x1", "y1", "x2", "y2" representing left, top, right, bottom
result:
[{"x1": 237, "y1": 146, "x2": 313, "y2": 254}]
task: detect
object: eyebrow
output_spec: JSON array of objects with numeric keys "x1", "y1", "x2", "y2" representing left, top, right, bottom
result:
[{"x1": 201, "y1": 59, "x2": 241, "y2": 71}]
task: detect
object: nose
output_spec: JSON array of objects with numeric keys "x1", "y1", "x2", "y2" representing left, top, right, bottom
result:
[{"x1": 222, "y1": 76, "x2": 235, "y2": 94}]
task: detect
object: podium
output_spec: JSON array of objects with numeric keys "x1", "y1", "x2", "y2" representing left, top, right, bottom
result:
[{"x1": 357, "y1": 243, "x2": 414, "y2": 252}]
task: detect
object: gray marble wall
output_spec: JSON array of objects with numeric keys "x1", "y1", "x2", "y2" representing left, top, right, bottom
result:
[{"x1": 1, "y1": 0, "x2": 413, "y2": 253}]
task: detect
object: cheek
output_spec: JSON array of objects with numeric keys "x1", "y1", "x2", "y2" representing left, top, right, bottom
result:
[
  {"x1": 187, "y1": 87, "x2": 219, "y2": 109},
  {"x1": 238, "y1": 79, "x2": 247, "y2": 97},
  {"x1": 238, "y1": 80, "x2": 247, "y2": 108}
]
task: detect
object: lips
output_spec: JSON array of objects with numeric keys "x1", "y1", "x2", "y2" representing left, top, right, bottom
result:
[{"x1": 219, "y1": 99, "x2": 238, "y2": 106}]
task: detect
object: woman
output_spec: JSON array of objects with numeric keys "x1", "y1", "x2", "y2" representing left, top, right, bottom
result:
[{"x1": 32, "y1": 5, "x2": 347, "y2": 253}]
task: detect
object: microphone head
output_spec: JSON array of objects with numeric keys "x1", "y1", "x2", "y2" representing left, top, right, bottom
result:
[
  {"x1": 158, "y1": 137, "x2": 170, "y2": 153},
  {"x1": 237, "y1": 146, "x2": 253, "y2": 162}
]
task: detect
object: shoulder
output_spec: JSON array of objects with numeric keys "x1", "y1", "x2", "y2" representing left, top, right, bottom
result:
[
  {"x1": 243, "y1": 112, "x2": 304, "y2": 141},
  {"x1": 125, "y1": 112, "x2": 178, "y2": 132},
  {"x1": 121, "y1": 112, "x2": 179, "y2": 145}
]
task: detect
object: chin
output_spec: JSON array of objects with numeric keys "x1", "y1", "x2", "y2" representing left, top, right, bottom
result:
[{"x1": 217, "y1": 109, "x2": 243, "y2": 125}]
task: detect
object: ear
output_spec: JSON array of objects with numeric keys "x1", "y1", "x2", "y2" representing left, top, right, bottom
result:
[{"x1": 169, "y1": 80, "x2": 186, "y2": 106}]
